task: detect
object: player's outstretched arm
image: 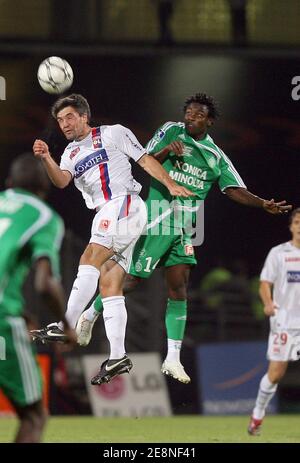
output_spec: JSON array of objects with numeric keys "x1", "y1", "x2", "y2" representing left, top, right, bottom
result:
[
  {"x1": 225, "y1": 187, "x2": 292, "y2": 215},
  {"x1": 138, "y1": 153, "x2": 194, "y2": 197},
  {"x1": 33, "y1": 139, "x2": 72, "y2": 189}
]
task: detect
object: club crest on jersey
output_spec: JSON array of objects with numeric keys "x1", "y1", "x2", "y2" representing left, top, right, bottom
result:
[
  {"x1": 92, "y1": 136, "x2": 102, "y2": 149},
  {"x1": 92, "y1": 127, "x2": 102, "y2": 148},
  {"x1": 207, "y1": 157, "x2": 217, "y2": 168},
  {"x1": 182, "y1": 146, "x2": 193, "y2": 157},
  {"x1": 154, "y1": 129, "x2": 165, "y2": 142},
  {"x1": 135, "y1": 261, "x2": 143, "y2": 273},
  {"x1": 99, "y1": 219, "x2": 111, "y2": 231},
  {"x1": 184, "y1": 244, "x2": 194, "y2": 256},
  {"x1": 69, "y1": 147, "x2": 80, "y2": 159}
]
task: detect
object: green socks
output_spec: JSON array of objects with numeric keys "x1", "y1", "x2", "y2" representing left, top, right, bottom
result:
[
  {"x1": 165, "y1": 299, "x2": 187, "y2": 340},
  {"x1": 94, "y1": 294, "x2": 104, "y2": 314}
]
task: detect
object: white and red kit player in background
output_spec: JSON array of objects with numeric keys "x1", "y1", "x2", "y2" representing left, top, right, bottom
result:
[
  {"x1": 248, "y1": 208, "x2": 300, "y2": 435},
  {"x1": 32, "y1": 94, "x2": 193, "y2": 383}
]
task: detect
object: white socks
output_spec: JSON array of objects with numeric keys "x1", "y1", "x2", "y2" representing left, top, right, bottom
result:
[
  {"x1": 103, "y1": 296, "x2": 127, "y2": 359},
  {"x1": 61, "y1": 265, "x2": 100, "y2": 329},
  {"x1": 165, "y1": 339, "x2": 182, "y2": 363},
  {"x1": 253, "y1": 373, "x2": 278, "y2": 420}
]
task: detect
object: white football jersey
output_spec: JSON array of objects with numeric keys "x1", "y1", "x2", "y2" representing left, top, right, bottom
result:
[
  {"x1": 260, "y1": 241, "x2": 300, "y2": 329},
  {"x1": 60, "y1": 125, "x2": 146, "y2": 209}
]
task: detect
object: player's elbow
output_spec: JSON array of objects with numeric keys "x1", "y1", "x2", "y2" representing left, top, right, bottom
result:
[
  {"x1": 51, "y1": 171, "x2": 72, "y2": 189},
  {"x1": 35, "y1": 276, "x2": 51, "y2": 295},
  {"x1": 225, "y1": 187, "x2": 242, "y2": 198},
  {"x1": 55, "y1": 182, "x2": 68, "y2": 189},
  {"x1": 53, "y1": 178, "x2": 69, "y2": 189},
  {"x1": 34, "y1": 261, "x2": 53, "y2": 294}
]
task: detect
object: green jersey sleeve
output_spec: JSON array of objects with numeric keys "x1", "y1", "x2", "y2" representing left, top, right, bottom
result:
[
  {"x1": 146, "y1": 122, "x2": 183, "y2": 154},
  {"x1": 218, "y1": 149, "x2": 246, "y2": 192},
  {"x1": 28, "y1": 212, "x2": 64, "y2": 278}
]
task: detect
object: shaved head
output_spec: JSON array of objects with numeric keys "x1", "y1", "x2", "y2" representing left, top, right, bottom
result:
[{"x1": 7, "y1": 153, "x2": 50, "y2": 195}]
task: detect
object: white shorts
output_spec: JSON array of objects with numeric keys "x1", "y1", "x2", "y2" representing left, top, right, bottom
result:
[
  {"x1": 89, "y1": 194, "x2": 147, "y2": 272},
  {"x1": 267, "y1": 314, "x2": 300, "y2": 361}
]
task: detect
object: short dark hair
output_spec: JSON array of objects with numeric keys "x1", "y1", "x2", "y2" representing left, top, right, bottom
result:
[
  {"x1": 289, "y1": 208, "x2": 300, "y2": 225},
  {"x1": 51, "y1": 93, "x2": 91, "y2": 122},
  {"x1": 183, "y1": 93, "x2": 220, "y2": 119},
  {"x1": 7, "y1": 153, "x2": 50, "y2": 194}
]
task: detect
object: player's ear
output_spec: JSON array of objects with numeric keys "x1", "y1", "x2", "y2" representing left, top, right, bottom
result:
[{"x1": 207, "y1": 118, "x2": 214, "y2": 127}]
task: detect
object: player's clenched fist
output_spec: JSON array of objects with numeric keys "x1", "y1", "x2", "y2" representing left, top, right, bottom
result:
[
  {"x1": 33, "y1": 139, "x2": 50, "y2": 159},
  {"x1": 167, "y1": 141, "x2": 185, "y2": 156}
]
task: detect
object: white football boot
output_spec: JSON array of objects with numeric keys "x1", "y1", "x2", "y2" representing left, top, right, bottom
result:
[
  {"x1": 76, "y1": 311, "x2": 99, "y2": 346},
  {"x1": 161, "y1": 360, "x2": 191, "y2": 384}
]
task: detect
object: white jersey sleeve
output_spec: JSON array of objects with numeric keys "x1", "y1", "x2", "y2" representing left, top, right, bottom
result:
[
  {"x1": 60, "y1": 147, "x2": 75, "y2": 177},
  {"x1": 108, "y1": 125, "x2": 146, "y2": 162},
  {"x1": 260, "y1": 248, "x2": 279, "y2": 284}
]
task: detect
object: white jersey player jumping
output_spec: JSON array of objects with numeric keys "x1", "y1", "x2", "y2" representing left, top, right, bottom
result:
[
  {"x1": 248, "y1": 208, "x2": 300, "y2": 436},
  {"x1": 32, "y1": 93, "x2": 193, "y2": 384}
]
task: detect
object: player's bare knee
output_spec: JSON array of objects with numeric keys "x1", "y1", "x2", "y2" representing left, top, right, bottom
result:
[
  {"x1": 168, "y1": 286, "x2": 187, "y2": 300},
  {"x1": 80, "y1": 243, "x2": 113, "y2": 268},
  {"x1": 268, "y1": 375, "x2": 281, "y2": 384},
  {"x1": 101, "y1": 288, "x2": 123, "y2": 298},
  {"x1": 270, "y1": 371, "x2": 285, "y2": 384},
  {"x1": 268, "y1": 365, "x2": 287, "y2": 384},
  {"x1": 31, "y1": 410, "x2": 47, "y2": 431},
  {"x1": 100, "y1": 278, "x2": 122, "y2": 297},
  {"x1": 123, "y1": 274, "x2": 141, "y2": 293},
  {"x1": 21, "y1": 402, "x2": 47, "y2": 431}
]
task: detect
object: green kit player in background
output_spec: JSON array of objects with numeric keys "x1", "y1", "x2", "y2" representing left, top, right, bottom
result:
[
  {"x1": 0, "y1": 154, "x2": 76, "y2": 443},
  {"x1": 71, "y1": 93, "x2": 291, "y2": 383}
]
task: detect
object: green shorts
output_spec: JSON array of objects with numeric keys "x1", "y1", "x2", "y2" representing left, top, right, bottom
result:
[
  {"x1": 129, "y1": 230, "x2": 197, "y2": 278},
  {"x1": 0, "y1": 316, "x2": 42, "y2": 407}
]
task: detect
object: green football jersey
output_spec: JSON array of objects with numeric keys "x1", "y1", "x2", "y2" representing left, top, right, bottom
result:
[
  {"x1": 0, "y1": 188, "x2": 64, "y2": 318},
  {"x1": 145, "y1": 121, "x2": 246, "y2": 230}
]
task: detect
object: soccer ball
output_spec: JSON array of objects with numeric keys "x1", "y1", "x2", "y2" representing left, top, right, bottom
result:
[{"x1": 37, "y1": 56, "x2": 73, "y2": 94}]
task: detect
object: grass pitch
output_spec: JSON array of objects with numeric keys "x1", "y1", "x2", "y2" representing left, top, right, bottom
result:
[{"x1": 0, "y1": 415, "x2": 300, "y2": 443}]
